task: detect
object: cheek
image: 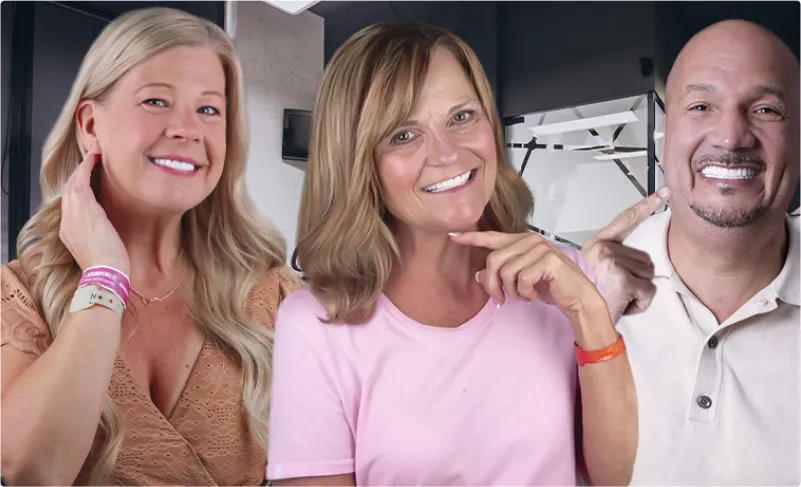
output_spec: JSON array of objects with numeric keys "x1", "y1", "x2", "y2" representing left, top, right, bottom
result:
[
  {"x1": 376, "y1": 154, "x2": 421, "y2": 205},
  {"x1": 208, "y1": 124, "x2": 227, "y2": 174},
  {"x1": 469, "y1": 121, "x2": 497, "y2": 161}
]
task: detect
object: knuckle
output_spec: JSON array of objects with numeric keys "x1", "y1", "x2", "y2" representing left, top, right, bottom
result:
[
  {"x1": 500, "y1": 266, "x2": 517, "y2": 284},
  {"x1": 599, "y1": 243, "x2": 615, "y2": 259},
  {"x1": 623, "y1": 207, "x2": 638, "y2": 224},
  {"x1": 543, "y1": 250, "x2": 562, "y2": 267},
  {"x1": 486, "y1": 252, "x2": 503, "y2": 269}
]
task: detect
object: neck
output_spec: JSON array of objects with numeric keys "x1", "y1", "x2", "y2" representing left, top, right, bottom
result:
[
  {"x1": 667, "y1": 208, "x2": 788, "y2": 323},
  {"x1": 385, "y1": 222, "x2": 486, "y2": 298},
  {"x1": 100, "y1": 191, "x2": 185, "y2": 293}
]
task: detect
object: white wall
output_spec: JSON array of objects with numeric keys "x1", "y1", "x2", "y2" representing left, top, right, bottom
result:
[
  {"x1": 505, "y1": 94, "x2": 665, "y2": 247},
  {"x1": 234, "y1": 1, "x2": 323, "y2": 261}
]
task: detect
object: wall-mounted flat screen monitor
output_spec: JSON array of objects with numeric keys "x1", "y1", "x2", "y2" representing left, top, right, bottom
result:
[{"x1": 282, "y1": 109, "x2": 312, "y2": 164}]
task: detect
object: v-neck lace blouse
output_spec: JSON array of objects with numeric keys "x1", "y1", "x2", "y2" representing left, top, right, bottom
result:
[{"x1": 1, "y1": 261, "x2": 301, "y2": 486}]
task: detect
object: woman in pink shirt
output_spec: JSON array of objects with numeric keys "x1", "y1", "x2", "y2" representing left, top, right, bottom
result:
[{"x1": 268, "y1": 22, "x2": 637, "y2": 486}]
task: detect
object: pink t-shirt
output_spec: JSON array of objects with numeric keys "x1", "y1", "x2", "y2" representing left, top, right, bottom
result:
[{"x1": 268, "y1": 246, "x2": 592, "y2": 485}]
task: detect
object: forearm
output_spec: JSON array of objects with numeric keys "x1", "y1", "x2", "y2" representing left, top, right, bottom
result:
[
  {"x1": 573, "y1": 306, "x2": 638, "y2": 486},
  {"x1": 1, "y1": 307, "x2": 121, "y2": 485}
]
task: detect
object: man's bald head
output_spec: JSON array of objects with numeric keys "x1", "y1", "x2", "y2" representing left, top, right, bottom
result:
[
  {"x1": 666, "y1": 19, "x2": 799, "y2": 106},
  {"x1": 661, "y1": 19, "x2": 799, "y2": 231}
]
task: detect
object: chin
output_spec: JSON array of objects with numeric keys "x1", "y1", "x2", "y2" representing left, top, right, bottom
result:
[
  {"x1": 438, "y1": 212, "x2": 484, "y2": 232},
  {"x1": 690, "y1": 202, "x2": 769, "y2": 228}
]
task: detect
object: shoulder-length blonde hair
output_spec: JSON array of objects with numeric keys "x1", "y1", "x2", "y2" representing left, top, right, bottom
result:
[
  {"x1": 16, "y1": 7, "x2": 285, "y2": 484},
  {"x1": 296, "y1": 21, "x2": 533, "y2": 325}
]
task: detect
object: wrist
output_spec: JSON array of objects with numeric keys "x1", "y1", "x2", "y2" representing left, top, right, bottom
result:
[{"x1": 570, "y1": 295, "x2": 617, "y2": 350}]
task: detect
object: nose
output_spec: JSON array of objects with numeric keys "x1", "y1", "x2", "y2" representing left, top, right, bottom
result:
[
  {"x1": 708, "y1": 107, "x2": 756, "y2": 151},
  {"x1": 165, "y1": 106, "x2": 202, "y2": 143},
  {"x1": 426, "y1": 128, "x2": 458, "y2": 166}
]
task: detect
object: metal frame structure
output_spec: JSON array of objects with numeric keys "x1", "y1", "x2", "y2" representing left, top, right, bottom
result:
[{"x1": 503, "y1": 91, "x2": 664, "y2": 249}]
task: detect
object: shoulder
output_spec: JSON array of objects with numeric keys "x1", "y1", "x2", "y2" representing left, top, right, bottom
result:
[
  {"x1": 1, "y1": 261, "x2": 52, "y2": 355},
  {"x1": 275, "y1": 286, "x2": 329, "y2": 325},
  {"x1": 622, "y1": 210, "x2": 671, "y2": 253},
  {"x1": 243, "y1": 265, "x2": 304, "y2": 329}
]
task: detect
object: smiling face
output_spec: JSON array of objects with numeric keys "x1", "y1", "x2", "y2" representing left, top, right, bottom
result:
[
  {"x1": 79, "y1": 46, "x2": 228, "y2": 216},
  {"x1": 663, "y1": 20, "x2": 799, "y2": 228},
  {"x1": 374, "y1": 47, "x2": 497, "y2": 235}
]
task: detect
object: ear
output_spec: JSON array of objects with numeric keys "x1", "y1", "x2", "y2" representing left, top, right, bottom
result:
[{"x1": 76, "y1": 100, "x2": 102, "y2": 154}]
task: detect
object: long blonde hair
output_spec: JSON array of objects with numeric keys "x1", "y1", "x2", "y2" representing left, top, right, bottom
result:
[
  {"x1": 16, "y1": 7, "x2": 285, "y2": 484},
  {"x1": 296, "y1": 22, "x2": 533, "y2": 325}
]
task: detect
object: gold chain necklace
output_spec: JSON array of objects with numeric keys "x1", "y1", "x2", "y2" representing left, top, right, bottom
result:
[{"x1": 129, "y1": 283, "x2": 180, "y2": 306}]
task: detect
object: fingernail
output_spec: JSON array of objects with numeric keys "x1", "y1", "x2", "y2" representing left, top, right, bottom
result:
[
  {"x1": 448, "y1": 232, "x2": 461, "y2": 237},
  {"x1": 474, "y1": 271, "x2": 480, "y2": 283},
  {"x1": 658, "y1": 187, "x2": 671, "y2": 199}
]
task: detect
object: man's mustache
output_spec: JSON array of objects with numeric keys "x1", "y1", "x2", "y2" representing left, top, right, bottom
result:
[{"x1": 692, "y1": 153, "x2": 766, "y2": 170}]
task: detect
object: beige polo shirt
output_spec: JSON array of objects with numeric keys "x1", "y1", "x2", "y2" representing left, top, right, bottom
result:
[{"x1": 617, "y1": 210, "x2": 800, "y2": 486}]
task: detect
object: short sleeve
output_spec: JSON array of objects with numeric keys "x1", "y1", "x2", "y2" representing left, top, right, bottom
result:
[
  {"x1": 267, "y1": 291, "x2": 355, "y2": 480},
  {"x1": 1, "y1": 262, "x2": 53, "y2": 356},
  {"x1": 243, "y1": 266, "x2": 303, "y2": 330}
]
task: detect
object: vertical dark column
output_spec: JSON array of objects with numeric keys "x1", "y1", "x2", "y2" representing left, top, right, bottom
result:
[
  {"x1": 647, "y1": 90, "x2": 655, "y2": 195},
  {"x1": 7, "y1": 1, "x2": 35, "y2": 260}
]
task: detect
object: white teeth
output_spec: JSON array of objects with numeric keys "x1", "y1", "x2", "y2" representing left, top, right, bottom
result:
[
  {"x1": 152, "y1": 158, "x2": 197, "y2": 172},
  {"x1": 423, "y1": 171, "x2": 472, "y2": 193},
  {"x1": 701, "y1": 166, "x2": 755, "y2": 180}
]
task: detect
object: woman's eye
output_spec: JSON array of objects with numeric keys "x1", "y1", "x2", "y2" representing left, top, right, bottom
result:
[
  {"x1": 198, "y1": 106, "x2": 220, "y2": 116},
  {"x1": 453, "y1": 110, "x2": 475, "y2": 123},
  {"x1": 391, "y1": 131, "x2": 415, "y2": 145},
  {"x1": 143, "y1": 98, "x2": 167, "y2": 107}
]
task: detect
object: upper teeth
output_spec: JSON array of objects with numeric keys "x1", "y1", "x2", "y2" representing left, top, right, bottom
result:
[
  {"x1": 424, "y1": 171, "x2": 471, "y2": 193},
  {"x1": 152, "y1": 158, "x2": 196, "y2": 172},
  {"x1": 701, "y1": 166, "x2": 755, "y2": 180}
]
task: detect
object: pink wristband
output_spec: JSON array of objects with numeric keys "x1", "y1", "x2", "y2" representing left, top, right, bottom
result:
[{"x1": 79, "y1": 266, "x2": 130, "y2": 305}]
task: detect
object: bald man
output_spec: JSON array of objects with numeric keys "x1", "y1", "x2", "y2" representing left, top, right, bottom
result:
[{"x1": 584, "y1": 20, "x2": 800, "y2": 485}]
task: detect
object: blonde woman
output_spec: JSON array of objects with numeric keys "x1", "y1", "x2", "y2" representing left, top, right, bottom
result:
[
  {"x1": 1, "y1": 8, "x2": 298, "y2": 486},
  {"x1": 268, "y1": 22, "x2": 637, "y2": 486}
]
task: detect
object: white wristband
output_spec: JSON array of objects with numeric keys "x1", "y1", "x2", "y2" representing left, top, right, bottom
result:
[{"x1": 69, "y1": 285, "x2": 125, "y2": 318}]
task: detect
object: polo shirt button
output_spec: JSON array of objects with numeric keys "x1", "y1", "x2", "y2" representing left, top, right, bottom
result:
[
  {"x1": 697, "y1": 395, "x2": 713, "y2": 409},
  {"x1": 708, "y1": 335, "x2": 718, "y2": 349}
]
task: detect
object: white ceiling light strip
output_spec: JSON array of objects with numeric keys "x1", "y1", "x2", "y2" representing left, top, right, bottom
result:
[
  {"x1": 593, "y1": 150, "x2": 648, "y2": 161},
  {"x1": 528, "y1": 111, "x2": 639, "y2": 136}
]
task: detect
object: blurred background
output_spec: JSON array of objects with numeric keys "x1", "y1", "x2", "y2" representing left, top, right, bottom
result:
[{"x1": 1, "y1": 1, "x2": 798, "y2": 261}]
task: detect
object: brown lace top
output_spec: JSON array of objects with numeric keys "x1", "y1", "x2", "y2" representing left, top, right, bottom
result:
[{"x1": 0, "y1": 261, "x2": 302, "y2": 486}]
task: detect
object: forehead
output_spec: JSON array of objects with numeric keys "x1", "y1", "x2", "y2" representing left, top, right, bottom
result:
[
  {"x1": 674, "y1": 38, "x2": 796, "y2": 102},
  {"x1": 413, "y1": 47, "x2": 478, "y2": 109},
  {"x1": 121, "y1": 47, "x2": 225, "y2": 89}
]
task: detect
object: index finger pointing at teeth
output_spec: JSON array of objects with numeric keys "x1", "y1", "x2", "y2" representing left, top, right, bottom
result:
[{"x1": 592, "y1": 187, "x2": 671, "y2": 243}]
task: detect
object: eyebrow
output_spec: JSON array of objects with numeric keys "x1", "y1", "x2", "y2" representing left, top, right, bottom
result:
[
  {"x1": 683, "y1": 83, "x2": 715, "y2": 95},
  {"x1": 750, "y1": 84, "x2": 786, "y2": 100},
  {"x1": 683, "y1": 83, "x2": 786, "y2": 101},
  {"x1": 135, "y1": 82, "x2": 225, "y2": 99},
  {"x1": 398, "y1": 101, "x2": 476, "y2": 129}
]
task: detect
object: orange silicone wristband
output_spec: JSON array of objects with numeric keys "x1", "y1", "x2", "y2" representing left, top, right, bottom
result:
[{"x1": 575, "y1": 334, "x2": 625, "y2": 366}]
